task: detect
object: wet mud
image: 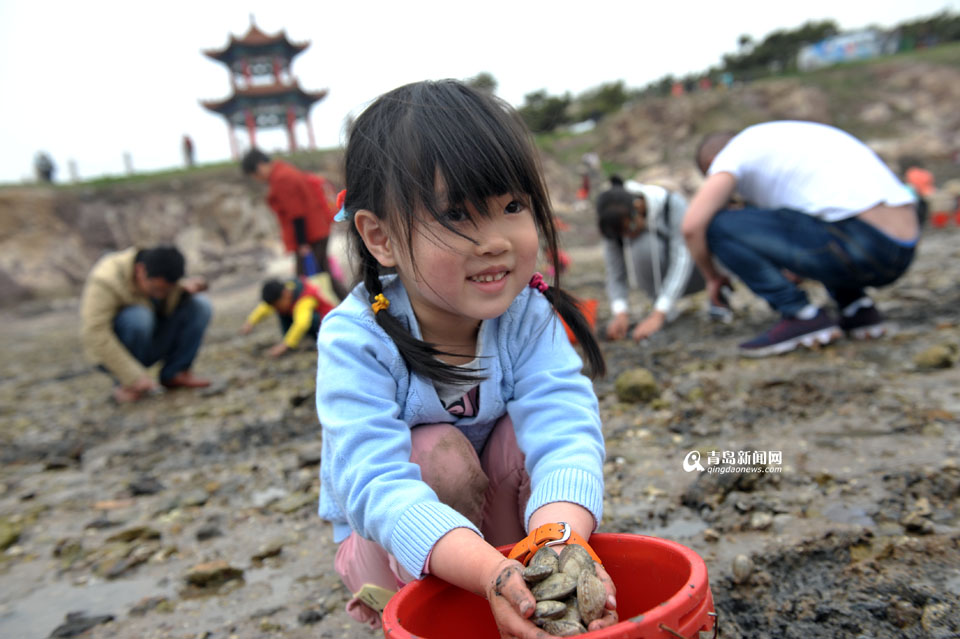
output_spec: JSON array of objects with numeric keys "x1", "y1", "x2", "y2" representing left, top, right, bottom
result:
[{"x1": 1, "y1": 221, "x2": 958, "y2": 638}]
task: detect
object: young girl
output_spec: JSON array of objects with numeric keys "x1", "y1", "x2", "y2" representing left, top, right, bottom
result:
[{"x1": 316, "y1": 80, "x2": 617, "y2": 638}]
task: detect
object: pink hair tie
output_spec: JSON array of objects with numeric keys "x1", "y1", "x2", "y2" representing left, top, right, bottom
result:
[{"x1": 529, "y1": 272, "x2": 548, "y2": 293}]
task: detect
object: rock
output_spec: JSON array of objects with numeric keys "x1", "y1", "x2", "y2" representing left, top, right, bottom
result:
[
  {"x1": 179, "y1": 489, "x2": 210, "y2": 507},
  {"x1": 128, "y1": 476, "x2": 165, "y2": 496},
  {"x1": 185, "y1": 560, "x2": 244, "y2": 588},
  {"x1": 749, "y1": 512, "x2": 774, "y2": 531},
  {"x1": 920, "y1": 602, "x2": 954, "y2": 633},
  {"x1": 105, "y1": 526, "x2": 161, "y2": 543},
  {"x1": 0, "y1": 518, "x2": 21, "y2": 551},
  {"x1": 298, "y1": 608, "x2": 327, "y2": 625},
  {"x1": 901, "y1": 511, "x2": 934, "y2": 535},
  {"x1": 252, "y1": 539, "x2": 285, "y2": 562},
  {"x1": 614, "y1": 368, "x2": 659, "y2": 403},
  {"x1": 49, "y1": 611, "x2": 115, "y2": 637},
  {"x1": 195, "y1": 524, "x2": 223, "y2": 541},
  {"x1": 129, "y1": 596, "x2": 174, "y2": 617},
  {"x1": 271, "y1": 491, "x2": 317, "y2": 514},
  {"x1": 887, "y1": 597, "x2": 921, "y2": 628},
  {"x1": 53, "y1": 538, "x2": 84, "y2": 568},
  {"x1": 703, "y1": 528, "x2": 720, "y2": 542},
  {"x1": 732, "y1": 554, "x2": 753, "y2": 583},
  {"x1": 913, "y1": 344, "x2": 958, "y2": 370},
  {"x1": 252, "y1": 487, "x2": 288, "y2": 508}
]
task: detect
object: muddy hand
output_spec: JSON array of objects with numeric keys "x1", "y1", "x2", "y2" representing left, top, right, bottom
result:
[
  {"x1": 586, "y1": 562, "x2": 619, "y2": 632},
  {"x1": 485, "y1": 559, "x2": 548, "y2": 639}
]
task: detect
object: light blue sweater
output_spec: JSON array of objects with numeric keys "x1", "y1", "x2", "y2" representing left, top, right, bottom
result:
[{"x1": 316, "y1": 275, "x2": 605, "y2": 578}]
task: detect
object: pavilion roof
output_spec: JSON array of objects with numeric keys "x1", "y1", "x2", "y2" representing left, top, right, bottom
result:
[
  {"x1": 203, "y1": 23, "x2": 309, "y2": 65},
  {"x1": 200, "y1": 80, "x2": 328, "y2": 117}
]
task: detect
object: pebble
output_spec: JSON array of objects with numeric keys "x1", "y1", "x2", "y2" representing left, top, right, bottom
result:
[
  {"x1": 0, "y1": 518, "x2": 21, "y2": 551},
  {"x1": 913, "y1": 343, "x2": 958, "y2": 369},
  {"x1": 49, "y1": 611, "x2": 115, "y2": 638},
  {"x1": 749, "y1": 512, "x2": 774, "y2": 530},
  {"x1": 251, "y1": 487, "x2": 288, "y2": 508},
  {"x1": 186, "y1": 560, "x2": 244, "y2": 588},
  {"x1": 732, "y1": 554, "x2": 753, "y2": 583}
]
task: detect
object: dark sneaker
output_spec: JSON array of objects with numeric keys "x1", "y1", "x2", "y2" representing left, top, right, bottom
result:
[
  {"x1": 739, "y1": 309, "x2": 841, "y2": 357},
  {"x1": 839, "y1": 305, "x2": 886, "y2": 340}
]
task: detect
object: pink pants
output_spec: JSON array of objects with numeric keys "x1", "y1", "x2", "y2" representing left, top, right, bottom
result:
[{"x1": 333, "y1": 415, "x2": 531, "y2": 627}]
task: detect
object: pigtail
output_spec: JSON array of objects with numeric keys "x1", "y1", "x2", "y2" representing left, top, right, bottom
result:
[
  {"x1": 541, "y1": 272, "x2": 606, "y2": 380},
  {"x1": 357, "y1": 241, "x2": 482, "y2": 385}
]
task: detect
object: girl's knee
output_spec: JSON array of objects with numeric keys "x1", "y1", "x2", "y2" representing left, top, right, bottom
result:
[{"x1": 411, "y1": 425, "x2": 488, "y2": 520}]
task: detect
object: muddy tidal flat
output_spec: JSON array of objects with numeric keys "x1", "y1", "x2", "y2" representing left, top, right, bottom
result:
[{"x1": 1, "y1": 224, "x2": 959, "y2": 639}]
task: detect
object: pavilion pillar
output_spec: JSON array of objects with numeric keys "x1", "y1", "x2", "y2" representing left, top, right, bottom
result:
[
  {"x1": 306, "y1": 116, "x2": 316, "y2": 150},
  {"x1": 228, "y1": 122, "x2": 238, "y2": 160},
  {"x1": 245, "y1": 109, "x2": 257, "y2": 149},
  {"x1": 286, "y1": 106, "x2": 297, "y2": 153}
]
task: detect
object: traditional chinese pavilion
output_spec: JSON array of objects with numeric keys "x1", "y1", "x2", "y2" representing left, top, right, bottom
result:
[{"x1": 201, "y1": 19, "x2": 327, "y2": 158}]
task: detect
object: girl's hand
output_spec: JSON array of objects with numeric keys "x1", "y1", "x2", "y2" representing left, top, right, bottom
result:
[
  {"x1": 586, "y1": 562, "x2": 619, "y2": 632},
  {"x1": 484, "y1": 558, "x2": 545, "y2": 639}
]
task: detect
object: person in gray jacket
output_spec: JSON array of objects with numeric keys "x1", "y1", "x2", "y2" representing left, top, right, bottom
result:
[{"x1": 597, "y1": 175, "x2": 707, "y2": 340}]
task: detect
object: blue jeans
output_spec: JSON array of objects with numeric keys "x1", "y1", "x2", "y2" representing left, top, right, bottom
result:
[
  {"x1": 112, "y1": 294, "x2": 212, "y2": 383},
  {"x1": 706, "y1": 208, "x2": 916, "y2": 316}
]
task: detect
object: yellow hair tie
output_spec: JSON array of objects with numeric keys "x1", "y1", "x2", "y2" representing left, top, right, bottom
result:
[{"x1": 371, "y1": 293, "x2": 390, "y2": 314}]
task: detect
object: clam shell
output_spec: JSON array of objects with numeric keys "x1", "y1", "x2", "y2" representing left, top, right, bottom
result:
[
  {"x1": 529, "y1": 546, "x2": 560, "y2": 573},
  {"x1": 577, "y1": 570, "x2": 606, "y2": 624},
  {"x1": 532, "y1": 600, "x2": 567, "y2": 622},
  {"x1": 543, "y1": 619, "x2": 587, "y2": 637},
  {"x1": 522, "y1": 564, "x2": 555, "y2": 584},
  {"x1": 558, "y1": 544, "x2": 595, "y2": 579},
  {"x1": 531, "y1": 572, "x2": 577, "y2": 601}
]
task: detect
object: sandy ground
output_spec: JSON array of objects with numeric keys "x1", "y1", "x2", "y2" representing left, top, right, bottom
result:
[{"x1": 1, "y1": 214, "x2": 958, "y2": 639}]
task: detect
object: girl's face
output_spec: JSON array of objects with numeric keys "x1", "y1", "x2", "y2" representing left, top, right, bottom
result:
[{"x1": 396, "y1": 193, "x2": 540, "y2": 341}]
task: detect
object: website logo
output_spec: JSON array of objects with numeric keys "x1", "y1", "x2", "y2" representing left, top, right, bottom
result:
[
  {"x1": 683, "y1": 449, "x2": 783, "y2": 474},
  {"x1": 683, "y1": 450, "x2": 706, "y2": 472}
]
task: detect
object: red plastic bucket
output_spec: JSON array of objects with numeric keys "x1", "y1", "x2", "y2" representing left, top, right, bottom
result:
[{"x1": 382, "y1": 533, "x2": 716, "y2": 639}]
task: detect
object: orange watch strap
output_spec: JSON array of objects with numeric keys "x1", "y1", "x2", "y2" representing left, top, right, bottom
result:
[{"x1": 507, "y1": 522, "x2": 602, "y2": 565}]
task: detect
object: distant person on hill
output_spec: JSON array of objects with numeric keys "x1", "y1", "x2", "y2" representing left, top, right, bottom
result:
[
  {"x1": 182, "y1": 135, "x2": 195, "y2": 168},
  {"x1": 240, "y1": 277, "x2": 335, "y2": 358},
  {"x1": 34, "y1": 152, "x2": 55, "y2": 183},
  {"x1": 80, "y1": 246, "x2": 212, "y2": 403},
  {"x1": 241, "y1": 149, "x2": 348, "y2": 300},
  {"x1": 683, "y1": 121, "x2": 919, "y2": 357},
  {"x1": 597, "y1": 175, "x2": 720, "y2": 341}
]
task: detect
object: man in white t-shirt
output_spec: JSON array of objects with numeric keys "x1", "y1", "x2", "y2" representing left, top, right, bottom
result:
[{"x1": 682, "y1": 121, "x2": 919, "y2": 357}]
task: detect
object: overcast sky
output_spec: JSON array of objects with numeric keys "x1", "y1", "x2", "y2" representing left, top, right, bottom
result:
[{"x1": 1, "y1": 0, "x2": 958, "y2": 183}]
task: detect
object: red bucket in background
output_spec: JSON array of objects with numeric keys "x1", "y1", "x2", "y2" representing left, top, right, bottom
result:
[{"x1": 382, "y1": 533, "x2": 716, "y2": 639}]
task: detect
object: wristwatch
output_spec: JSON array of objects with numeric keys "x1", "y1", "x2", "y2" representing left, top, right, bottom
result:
[{"x1": 507, "y1": 521, "x2": 602, "y2": 565}]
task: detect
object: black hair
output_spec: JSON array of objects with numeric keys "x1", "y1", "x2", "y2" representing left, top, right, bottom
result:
[
  {"x1": 261, "y1": 279, "x2": 286, "y2": 304},
  {"x1": 595, "y1": 183, "x2": 636, "y2": 241},
  {"x1": 341, "y1": 80, "x2": 605, "y2": 382},
  {"x1": 241, "y1": 148, "x2": 271, "y2": 175},
  {"x1": 695, "y1": 131, "x2": 737, "y2": 174},
  {"x1": 135, "y1": 246, "x2": 185, "y2": 282},
  {"x1": 608, "y1": 174, "x2": 625, "y2": 188}
]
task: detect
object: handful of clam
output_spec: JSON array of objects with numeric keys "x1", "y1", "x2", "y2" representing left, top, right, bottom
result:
[{"x1": 521, "y1": 544, "x2": 608, "y2": 637}]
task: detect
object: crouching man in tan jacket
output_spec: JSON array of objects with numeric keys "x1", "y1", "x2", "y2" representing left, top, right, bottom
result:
[{"x1": 80, "y1": 246, "x2": 212, "y2": 403}]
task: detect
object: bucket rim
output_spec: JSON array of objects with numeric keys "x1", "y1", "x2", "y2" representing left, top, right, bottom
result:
[{"x1": 382, "y1": 532, "x2": 715, "y2": 639}]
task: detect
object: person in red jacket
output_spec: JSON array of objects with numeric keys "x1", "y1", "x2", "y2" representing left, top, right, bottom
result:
[{"x1": 242, "y1": 149, "x2": 348, "y2": 300}]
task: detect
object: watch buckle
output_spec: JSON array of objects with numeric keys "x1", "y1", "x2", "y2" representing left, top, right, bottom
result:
[{"x1": 543, "y1": 521, "x2": 570, "y2": 547}]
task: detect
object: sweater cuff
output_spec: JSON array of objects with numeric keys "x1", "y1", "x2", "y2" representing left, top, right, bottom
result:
[
  {"x1": 611, "y1": 299, "x2": 628, "y2": 316},
  {"x1": 523, "y1": 467, "x2": 604, "y2": 532},
  {"x1": 654, "y1": 295, "x2": 674, "y2": 317},
  {"x1": 390, "y1": 501, "x2": 481, "y2": 578}
]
